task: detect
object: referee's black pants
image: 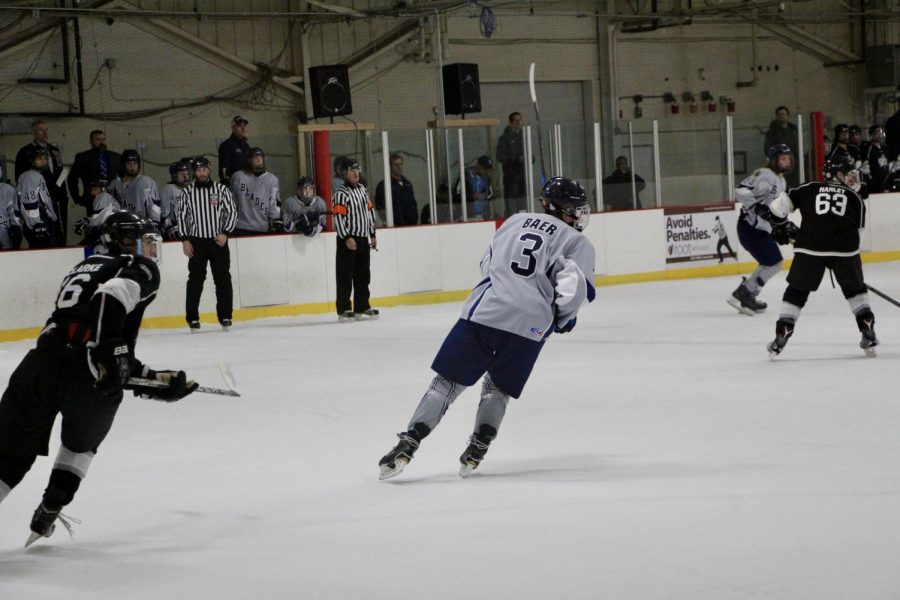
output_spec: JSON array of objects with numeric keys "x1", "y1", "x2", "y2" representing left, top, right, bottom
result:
[
  {"x1": 186, "y1": 237, "x2": 233, "y2": 323},
  {"x1": 335, "y1": 236, "x2": 371, "y2": 315}
]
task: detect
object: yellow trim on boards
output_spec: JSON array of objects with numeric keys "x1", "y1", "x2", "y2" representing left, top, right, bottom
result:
[{"x1": 2, "y1": 252, "x2": 899, "y2": 344}]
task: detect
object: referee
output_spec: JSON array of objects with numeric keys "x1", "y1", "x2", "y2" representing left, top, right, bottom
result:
[
  {"x1": 333, "y1": 157, "x2": 378, "y2": 321},
  {"x1": 176, "y1": 156, "x2": 238, "y2": 332}
]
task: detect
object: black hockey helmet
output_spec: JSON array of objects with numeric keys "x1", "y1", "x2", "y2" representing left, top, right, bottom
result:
[
  {"x1": 833, "y1": 123, "x2": 849, "y2": 138},
  {"x1": 191, "y1": 156, "x2": 211, "y2": 171},
  {"x1": 823, "y1": 154, "x2": 860, "y2": 192},
  {"x1": 541, "y1": 177, "x2": 590, "y2": 232},
  {"x1": 766, "y1": 143, "x2": 794, "y2": 174},
  {"x1": 101, "y1": 211, "x2": 162, "y2": 263},
  {"x1": 297, "y1": 175, "x2": 315, "y2": 188},
  {"x1": 340, "y1": 157, "x2": 361, "y2": 177},
  {"x1": 169, "y1": 160, "x2": 190, "y2": 179},
  {"x1": 248, "y1": 147, "x2": 265, "y2": 158},
  {"x1": 121, "y1": 148, "x2": 141, "y2": 165},
  {"x1": 26, "y1": 145, "x2": 48, "y2": 165},
  {"x1": 90, "y1": 178, "x2": 109, "y2": 191}
]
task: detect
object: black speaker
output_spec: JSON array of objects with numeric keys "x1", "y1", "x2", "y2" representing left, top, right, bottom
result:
[
  {"x1": 308, "y1": 64, "x2": 353, "y2": 119},
  {"x1": 442, "y1": 63, "x2": 481, "y2": 115}
]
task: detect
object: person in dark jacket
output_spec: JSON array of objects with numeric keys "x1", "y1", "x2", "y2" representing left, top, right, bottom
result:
[
  {"x1": 601, "y1": 156, "x2": 645, "y2": 211},
  {"x1": 66, "y1": 130, "x2": 122, "y2": 217},
  {"x1": 764, "y1": 106, "x2": 801, "y2": 187},
  {"x1": 217, "y1": 115, "x2": 250, "y2": 184},
  {"x1": 496, "y1": 112, "x2": 527, "y2": 215},
  {"x1": 375, "y1": 153, "x2": 418, "y2": 226}
]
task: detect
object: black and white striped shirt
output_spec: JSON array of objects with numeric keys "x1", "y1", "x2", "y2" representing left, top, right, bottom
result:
[
  {"x1": 176, "y1": 181, "x2": 237, "y2": 239},
  {"x1": 332, "y1": 183, "x2": 376, "y2": 239}
]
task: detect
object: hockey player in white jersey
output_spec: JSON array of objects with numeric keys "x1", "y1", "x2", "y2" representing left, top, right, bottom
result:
[
  {"x1": 230, "y1": 147, "x2": 282, "y2": 236},
  {"x1": 378, "y1": 177, "x2": 596, "y2": 480},
  {"x1": 160, "y1": 161, "x2": 191, "y2": 240},
  {"x1": 282, "y1": 176, "x2": 326, "y2": 236},
  {"x1": 0, "y1": 164, "x2": 22, "y2": 250},
  {"x1": 72, "y1": 179, "x2": 120, "y2": 246},
  {"x1": 16, "y1": 146, "x2": 59, "y2": 248},
  {"x1": 727, "y1": 144, "x2": 795, "y2": 315},
  {"x1": 109, "y1": 149, "x2": 161, "y2": 226}
]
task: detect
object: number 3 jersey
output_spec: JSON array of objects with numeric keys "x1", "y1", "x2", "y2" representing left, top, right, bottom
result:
[
  {"x1": 772, "y1": 181, "x2": 865, "y2": 256},
  {"x1": 459, "y1": 212, "x2": 596, "y2": 340},
  {"x1": 46, "y1": 253, "x2": 160, "y2": 346}
]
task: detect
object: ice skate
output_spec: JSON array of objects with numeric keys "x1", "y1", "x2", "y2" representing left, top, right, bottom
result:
[
  {"x1": 338, "y1": 311, "x2": 355, "y2": 323},
  {"x1": 220, "y1": 319, "x2": 232, "y2": 332},
  {"x1": 378, "y1": 432, "x2": 419, "y2": 480},
  {"x1": 860, "y1": 330, "x2": 879, "y2": 357},
  {"x1": 355, "y1": 308, "x2": 380, "y2": 321},
  {"x1": 727, "y1": 280, "x2": 767, "y2": 316},
  {"x1": 458, "y1": 433, "x2": 492, "y2": 478},
  {"x1": 25, "y1": 503, "x2": 78, "y2": 547},
  {"x1": 188, "y1": 320, "x2": 201, "y2": 334},
  {"x1": 767, "y1": 319, "x2": 794, "y2": 360}
]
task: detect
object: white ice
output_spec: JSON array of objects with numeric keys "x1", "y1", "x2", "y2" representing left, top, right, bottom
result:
[{"x1": 2, "y1": 263, "x2": 900, "y2": 600}]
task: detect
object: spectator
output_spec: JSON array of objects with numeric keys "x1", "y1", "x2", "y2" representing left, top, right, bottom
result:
[
  {"x1": 72, "y1": 179, "x2": 120, "y2": 247},
  {"x1": 282, "y1": 176, "x2": 327, "y2": 236},
  {"x1": 160, "y1": 161, "x2": 191, "y2": 240},
  {"x1": 109, "y1": 149, "x2": 161, "y2": 226},
  {"x1": 601, "y1": 156, "x2": 645, "y2": 211},
  {"x1": 332, "y1": 157, "x2": 378, "y2": 322},
  {"x1": 176, "y1": 156, "x2": 237, "y2": 333},
  {"x1": 217, "y1": 115, "x2": 250, "y2": 184},
  {"x1": 885, "y1": 105, "x2": 900, "y2": 161},
  {"x1": 67, "y1": 130, "x2": 121, "y2": 217},
  {"x1": 452, "y1": 155, "x2": 494, "y2": 220},
  {"x1": 860, "y1": 125, "x2": 890, "y2": 194},
  {"x1": 16, "y1": 146, "x2": 59, "y2": 248},
  {"x1": 848, "y1": 125, "x2": 863, "y2": 160},
  {"x1": 331, "y1": 155, "x2": 346, "y2": 197},
  {"x1": 230, "y1": 147, "x2": 282, "y2": 236},
  {"x1": 14, "y1": 119, "x2": 67, "y2": 242},
  {"x1": 0, "y1": 164, "x2": 22, "y2": 250},
  {"x1": 420, "y1": 183, "x2": 452, "y2": 225},
  {"x1": 496, "y1": 111, "x2": 527, "y2": 215},
  {"x1": 764, "y1": 106, "x2": 800, "y2": 187},
  {"x1": 375, "y1": 153, "x2": 418, "y2": 226}
]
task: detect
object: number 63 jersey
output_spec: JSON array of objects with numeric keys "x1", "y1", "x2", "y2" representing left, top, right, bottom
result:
[
  {"x1": 774, "y1": 181, "x2": 866, "y2": 256},
  {"x1": 50, "y1": 253, "x2": 160, "y2": 336},
  {"x1": 460, "y1": 212, "x2": 596, "y2": 341}
]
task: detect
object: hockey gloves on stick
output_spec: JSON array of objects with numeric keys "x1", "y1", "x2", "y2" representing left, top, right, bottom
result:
[
  {"x1": 88, "y1": 339, "x2": 134, "y2": 399},
  {"x1": 73, "y1": 217, "x2": 91, "y2": 236},
  {"x1": 554, "y1": 316, "x2": 577, "y2": 334},
  {"x1": 129, "y1": 370, "x2": 198, "y2": 402}
]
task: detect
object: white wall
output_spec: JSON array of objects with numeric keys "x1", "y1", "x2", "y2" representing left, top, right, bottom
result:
[{"x1": 3, "y1": 194, "x2": 898, "y2": 335}]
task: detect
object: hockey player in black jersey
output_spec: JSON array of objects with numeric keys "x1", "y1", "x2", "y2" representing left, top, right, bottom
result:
[
  {"x1": 0, "y1": 211, "x2": 198, "y2": 546},
  {"x1": 764, "y1": 155, "x2": 878, "y2": 358}
]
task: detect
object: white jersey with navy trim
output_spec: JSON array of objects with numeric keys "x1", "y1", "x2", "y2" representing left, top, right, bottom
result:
[
  {"x1": 734, "y1": 167, "x2": 787, "y2": 233},
  {"x1": 282, "y1": 194, "x2": 327, "y2": 234},
  {"x1": 16, "y1": 169, "x2": 57, "y2": 231},
  {"x1": 160, "y1": 183, "x2": 186, "y2": 237},
  {"x1": 110, "y1": 175, "x2": 161, "y2": 225},
  {"x1": 231, "y1": 170, "x2": 281, "y2": 232},
  {"x1": 0, "y1": 182, "x2": 20, "y2": 249},
  {"x1": 459, "y1": 212, "x2": 596, "y2": 341}
]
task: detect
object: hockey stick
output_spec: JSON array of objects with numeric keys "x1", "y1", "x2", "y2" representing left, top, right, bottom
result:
[
  {"x1": 528, "y1": 62, "x2": 548, "y2": 184},
  {"x1": 867, "y1": 284, "x2": 900, "y2": 309},
  {"x1": 126, "y1": 377, "x2": 241, "y2": 397}
]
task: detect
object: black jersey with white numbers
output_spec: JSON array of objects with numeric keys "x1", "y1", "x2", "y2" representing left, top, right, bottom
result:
[
  {"x1": 786, "y1": 181, "x2": 865, "y2": 256},
  {"x1": 48, "y1": 253, "x2": 160, "y2": 346}
]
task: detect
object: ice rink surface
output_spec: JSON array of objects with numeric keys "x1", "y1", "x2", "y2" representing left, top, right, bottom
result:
[{"x1": 2, "y1": 262, "x2": 900, "y2": 599}]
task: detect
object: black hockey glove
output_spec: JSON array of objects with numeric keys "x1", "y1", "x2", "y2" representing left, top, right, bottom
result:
[
  {"x1": 73, "y1": 217, "x2": 91, "y2": 236},
  {"x1": 89, "y1": 339, "x2": 134, "y2": 398},
  {"x1": 8, "y1": 225, "x2": 22, "y2": 249},
  {"x1": 271, "y1": 218, "x2": 285, "y2": 233},
  {"x1": 32, "y1": 222, "x2": 51, "y2": 241},
  {"x1": 771, "y1": 221, "x2": 799, "y2": 246},
  {"x1": 129, "y1": 370, "x2": 198, "y2": 402},
  {"x1": 554, "y1": 317, "x2": 577, "y2": 334},
  {"x1": 296, "y1": 213, "x2": 318, "y2": 236}
]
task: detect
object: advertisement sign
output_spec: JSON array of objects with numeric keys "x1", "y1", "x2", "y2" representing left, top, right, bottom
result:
[{"x1": 665, "y1": 203, "x2": 739, "y2": 267}]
